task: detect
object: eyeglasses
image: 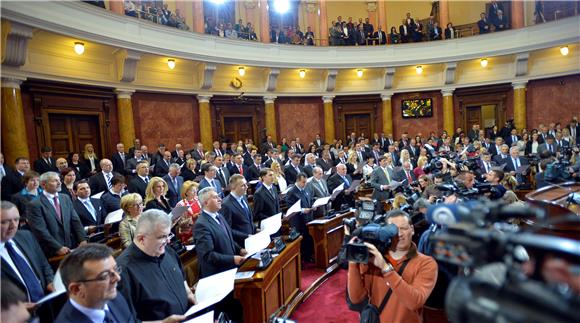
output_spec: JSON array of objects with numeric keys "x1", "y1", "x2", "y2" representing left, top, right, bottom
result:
[
  {"x1": 78, "y1": 265, "x2": 122, "y2": 283},
  {"x1": 155, "y1": 232, "x2": 174, "y2": 241}
]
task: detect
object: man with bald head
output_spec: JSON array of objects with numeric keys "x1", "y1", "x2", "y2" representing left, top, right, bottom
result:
[
  {"x1": 88, "y1": 159, "x2": 120, "y2": 195},
  {"x1": 326, "y1": 163, "x2": 355, "y2": 208}
]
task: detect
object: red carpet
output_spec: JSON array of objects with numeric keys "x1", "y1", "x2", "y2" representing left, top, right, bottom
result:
[
  {"x1": 300, "y1": 262, "x2": 324, "y2": 290},
  {"x1": 292, "y1": 269, "x2": 359, "y2": 323}
]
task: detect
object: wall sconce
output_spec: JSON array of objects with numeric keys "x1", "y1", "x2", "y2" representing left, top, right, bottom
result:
[
  {"x1": 74, "y1": 42, "x2": 85, "y2": 55},
  {"x1": 560, "y1": 46, "x2": 569, "y2": 56},
  {"x1": 480, "y1": 58, "x2": 488, "y2": 68},
  {"x1": 356, "y1": 69, "x2": 363, "y2": 78},
  {"x1": 299, "y1": 69, "x2": 306, "y2": 78},
  {"x1": 238, "y1": 66, "x2": 246, "y2": 76},
  {"x1": 167, "y1": 59, "x2": 176, "y2": 70},
  {"x1": 416, "y1": 66, "x2": 423, "y2": 74}
]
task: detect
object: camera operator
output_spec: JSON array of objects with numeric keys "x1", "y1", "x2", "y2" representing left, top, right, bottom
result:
[
  {"x1": 347, "y1": 210, "x2": 438, "y2": 323},
  {"x1": 484, "y1": 169, "x2": 507, "y2": 199}
]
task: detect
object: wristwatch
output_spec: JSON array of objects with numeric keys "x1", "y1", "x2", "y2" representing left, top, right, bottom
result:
[{"x1": 381, "y1": 263, "x2": 394, "y2": 275}]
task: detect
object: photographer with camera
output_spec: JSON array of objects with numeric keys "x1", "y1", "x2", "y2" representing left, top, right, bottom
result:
[{"x1": 347, "y1": 210, "x2": 437, "y2": 323}]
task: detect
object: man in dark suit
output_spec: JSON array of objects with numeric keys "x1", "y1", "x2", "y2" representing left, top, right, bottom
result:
[
  {"x1": 253, "y1": 168, "x2": 281, "y2": 223},
  {"x1": 88, "y1": 159, "x2": 119, "y2": 195},
  {"x1": 399, "y1": 19, "x2": 411, "y2": 43},
  {"x1": 326, "y1": 163, "x2": 355, "y2": 209},
  {"x1": 1, "y1": 201, "x2": 54, "y2": 302},
  {"x1": 162, "y1": 164, "x2": 184, "y2": 208},
  {"x1": 245, "y1": 154, "x2": 262, "y2": 182},
  {"x1": 316, "y1": 150, "x2": 334, "y2": 172},
  {"x1": 111, "y1": 143, "x2": 127, "y2": 175},
  {"x1": 154, "y1": 151, "x2": 172, "y2": 177},
  {"x1": 211, "y1": 141, "x2": 224, "y2": 158},
  {"x1": 363, "y1": 17, "x2": 374, "y2": 39},
  {"x1": 369, "y1": 156, "x2": 395, "y2": 201},
  {"x1": 221, "y1": 175, "x2": 254, "y2": 245},
  {"x1": 228, "y1": 153, "x2": 248, "y2": 177},
  {"x1": 505, "y1": 128, "x2": 521, "y2": 147},
  {"x1": 303, "y1": 153, "x2": 318, "y2": 177},
  {"x1": 27, "y1": 172, "x2": 87, "y2": 258},
  {"x1": 476, "y1": 153, "x2": 496, "y2": 180},
  {"x1": 478, "y1": 12, "x2": 491, "y2": 34},
  {"x1": 488, "y1": 0, "x2": 504, "y2": 27},
  {"x1": 191, "y1": 143, "x2": 205, "y2": 162},
  {"x1": 284, "y1": 154, "x2": 303, "y2": 185},
  {"x1": 124, "y1": 147, "x2": 146, "y2": 176},
  {"x1": 284, "y1": 173, "x2": 315, "y2": 261},
  {"x1": 538, "y1": 135, "x2": 559, "y2": 157},
  {"x1": 568, "y1": 117, "x2": 580, "y2": 143},
  {"x1": 493, "y1": 144, "x2": 511, "y2": 165},
  {"x1": 355, "y1": 24, "x2": 367, "y2": 45},
  {"x1": 198, "y1": 163, "x2": 223, "y2": 197},
  {"x1": 213, "y1": 156, "x2": 231, "y2": 190},
  {"x1": 1, "y1": 157, "x2": 30, "y2": 201},
  {"x1": 33, "y1": 146, "x2": 58, "y2": 174},
  {"x1": 127, "y1": 161, "x2": 150, "y2": 198},
  {"x1": 505, "y1": 146, "x2": 529, "y2": 173},
  {"x1": 100, "y1": 175, "x2": 127, "y2": 214},
  {"x1": 260, "y1": 136, "x2": 276, "y2": 155},
  {"x1": 73, "y1": 180, "x2": 106, "y2": 229},
  {"x1": 372, "y1": 26, "x2": 386, "y2": 45},
  {"x1": 193, "y1": 187, "x2": 244, "y2": 322},
  {"x1": 127, "y1": 138, "x2": 141, "y2": 158},
  {"x1": 396, "y1": 161, "x2": 417, "y2": 186},
  {"x1": 493, "y1": 9, "x2": 509, "y2": 31}
]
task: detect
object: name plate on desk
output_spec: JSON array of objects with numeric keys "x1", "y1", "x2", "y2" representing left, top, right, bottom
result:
[{"x1": 256, "y1": 250, "x2": 273, "y2": 269}]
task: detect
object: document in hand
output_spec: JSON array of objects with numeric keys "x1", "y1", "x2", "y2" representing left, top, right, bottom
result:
[
  {"x1": 91, "y1": 191, "x2": 105, "y2": 199},
  {"x1": 184, "y1": 310, "x2": 214, "y2": 323},
  {"x1": 280, "y1": 185, "x2": 293, "y2": 196},
  {"x1": 330, "y1": 183, "x2": 345, "y2": 200},
  {"x1": 285, "y1": 200, "x2": 302, "y2": 217},
  {"x1": 312, "y1": 196, "x2": 331, "y2": 208},
  {"x1": 346, "y1": 180, "x2": 361, "y2": 193},
  {"x1": 388, "y1": 180, "x2": 403, "y2": 190},
  {"x1": 516, "y1": 164, "x2": 530, "y2": 174},
  {"x1": 170, "y1": 205, "x2": 189, "y2": 222},
  {"x1": 104, "y1": 209, "x2": 124, "y2": 224},
  {"x1": 185, "y1": 268, "x2": 236, "y2": 319},
  {"x1": 244, "y1": 231, "x2": 271, "y2": 257},
  {"x1": 260, "y1": 212, "x2": 282, "y2": 235}
]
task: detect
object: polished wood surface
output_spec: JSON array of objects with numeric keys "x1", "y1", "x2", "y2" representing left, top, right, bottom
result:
[
  {"x1": 234, "y1": 236, "x2": 302, "y2": 323},
  {"x1": 307, "y1": 211, "x2": 354, "y2": 270}
]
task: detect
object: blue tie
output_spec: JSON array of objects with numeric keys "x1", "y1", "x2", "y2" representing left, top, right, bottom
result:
[
  {"x1": 240, "y1": 198, "x2": 253, "y2": 224},
  {"x1": 5, "y1": 242, "x2": 44, "y2": 302},
  {"x1": 342, "y1": 176, "x2": 350, "y2": 188}
]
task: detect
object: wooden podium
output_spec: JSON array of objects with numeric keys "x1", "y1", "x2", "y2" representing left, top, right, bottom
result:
[
  {"x1": 307, "y1": 211, "x2": 354, "y2": 269},
  {"x1": 234, "y1": 237, "x2": 302, "y2": 323}
]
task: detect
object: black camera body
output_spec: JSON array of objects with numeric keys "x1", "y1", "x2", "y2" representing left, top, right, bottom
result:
[{"x1": 346, "y1": 223, "x2": 398, "y2": 264}]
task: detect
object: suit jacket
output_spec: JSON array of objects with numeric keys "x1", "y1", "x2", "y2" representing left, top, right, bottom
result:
[
  {"x1": 153, "y1": 159, "x2": 171, "y2": 177},
  {"x1": 303, "y1": 164, "x2": 316, "y2": 177},
  {"x1": 88, "y1": 172, "x2": 120, "y2": 196},
  {"x1": 162, "y1": 175, "x2": 184, "y2": 207},
  {"x1": 372, "y1": 30, "x2": 387, "y2": 44},
  {"x1": 215, "y1": 166, "x2": 230, "y2": 189},
  {"x1": 221, "y1": 194, "x2": 254, "y2": 245},
  {"x1": 505, "y1": 156, "x2": 529, "y2": 173},
  {"x1": 73, "y1": 198, "x2": 106, "y2": 227},
  {"x1": 245, "y1": 164, "x2": 261, "y2": 182},
  {"x1": 430, "y1": 27, "x2": 443, "y2": 40},
  {"x1": 505, "y1": 135, "x2": 521, "y2": 147},
  {"x1": 355, "y1": 29, "x2": 366, "y2": 45},
  {"x1": 395, "y1": 168, "x2": 417, "y2": 184},
  {"x1": 193, "y1": 212, "x2": 240, "y2": 279},
  {"x1": 124, "y1": 157, "x2": 144, "y2": 175},
  {"x1": 369, "y1": 166, "x2": 395, "y2": 201},
  {"x1": 316, "y1": 158, "x2": 333, "y2": 172},
  {"x1": 284, "y1": 185, "x2": 314, "y2": 224},
  {"x1": 199, "y1": 177, "x2": 223, "y2": 197},
  {"x1": 54, "y1": 294, "x2": 135, "y2": 323},
  {"x1": 228, "y1": 163, "x2": 248, "y2": 177},
  {"x1": 27, "y1": 194, "x2": 87, "y2": 257},
  {"x1": 252, "y1": 185, "x2": 280, "y2": 222},
  {"x1": 1, "y1": 230, "x2": 54, "y2": 298},
  {"x1": 493, "y1": 154, "x2": 510, "y2": 165},
  {"x1": 100, "y1": 191, "x2": 124, "y2": 215},
  {"x1": 538, "y1": 143, "x2": 559, "y2": 156},
  {"x1": 191, "y1": 149, "x2": 205, "y2": 161},
  {"x1": 307, "y1": 178, "x2": 330, "y2": 199},
  {"x1": 33, "y1": 157, "x2": 58, "y2": 174},
  {"x1": 478, "y1": 18, "x2": 490, "y2": 34},
  {"x1": 111, "y1": 152, "x2": 127, "y2": 175},
  {"x1": 127, "y1": 176, "x2": 149, "y2": 198},
  {"x1": 326, "y1": 173, "x2": 353, "y2": 193},
  {"x1": 284, "y1": 164, "x2": 303, "y2": 185},
  {"x1": 1, "y1": 169, "x2": 23, "y2": 201}
]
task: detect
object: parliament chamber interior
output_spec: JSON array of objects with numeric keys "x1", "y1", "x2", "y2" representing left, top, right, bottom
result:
[{"x1": 1, "y1": 1, "x2": 579, "y2": 322}]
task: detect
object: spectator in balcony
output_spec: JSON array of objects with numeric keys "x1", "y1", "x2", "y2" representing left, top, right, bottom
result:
[
  {"x1": 363, "y1": 17, "x2": 374, "y2": 39},
  {"x1": 344, "y1": 22, "x2": 356, "y2": 46},
  {"x1": 166, "y1": 13, "x2": 178, "y2": 28},
  {"x1": 247, "y1": 23, "x2": 258, "y2": 41},
  {"x1": 225, "y1": 23, "x2": 238, "y2": 39},
  {"x1": 355, "y1": 24, "x2": 367, "y2": 45},
  {"x1": 161, "y1": 3, "x2": 171, "y2": 20},
  {"x1": 346, "y1": 17, "x2": 355, "y2": 30},
  {"x1": 413, "y1": 21, "x2": 424, "y2": 42},
  {"x1": 331, "y1": 22, "x2": 345, "y2": 46},
  {"x1": 294, "y1": 26, "x2": 305, "y2": 44},
  {"x1": 155, "y1": 9, "x2": 168, "y2": 25},
  {"x1": 124, "y1": 0, "x2": 137, "y2": 17},
  {"x1": 399, "y1": 19, "x2": 411, "y2": 43},
  {"x1": 444, "y1": 22, "x2": 456, "y2": 39},
  {"x1": 431, "y1": 22, "x2": 443, "y2": 40},
  {"x1": 373, "y1": 25, "x2": 387, "y2": 45},
  {"x1": 271, "y1": 27, "x2": 287, "y2": 44},
  {"x1": 217, "y1": 23, "x2": 226, "y2": 37},
  {"x1": 175, "y1": 9, "x2": 189, "y2": 31},
  {"x1": 389, "y1": 26, "x2": 400, "y2": 44},
  {"x1": 305, "y1": 26, "x2": 315, "y2": 46},
  {"x1": 478, "y1": 12, "x2": 491, "y2": 34},
  {"x1": 405, "y1": 12, "x2": 417, "y2": 35},
  {"x1": 205, "y1": 17, "x2": 217, "y2": 35},
  {"x1": 426, "y1": 16, "x2": 436, "y2": 40},
  {"x1": 494, "y1": 10, "x2": 509, "y2": 31},
  {"x1": 234, "y1": 19, "x2": 244, "y2": 33},
  {"x1": 488, "y1": 0, "x2": 504, "y2": 26}
]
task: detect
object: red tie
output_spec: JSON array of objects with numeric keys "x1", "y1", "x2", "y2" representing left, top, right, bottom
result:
[
  {"x1": 406, "y1": 171, "x2": 412, "y2": 183},
  {"x1": 239, "y1": 165, "x2": 243, "y2": 175},
  {"x1": 53, "y1": 196, "x2": 62, "y2": 221}
]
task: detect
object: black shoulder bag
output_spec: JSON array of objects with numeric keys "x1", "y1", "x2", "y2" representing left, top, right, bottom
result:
[{"x1": 347, "y1": 259, "x2": 411, "y2": 323}]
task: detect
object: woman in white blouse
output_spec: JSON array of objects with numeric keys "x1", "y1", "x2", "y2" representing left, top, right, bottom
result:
[{"x1": 271, "y1": 161, "x2": 287, "y2": 193}]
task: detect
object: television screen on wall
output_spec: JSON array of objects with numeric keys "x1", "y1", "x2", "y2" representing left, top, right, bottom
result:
[{"x1": 401, "y1": 98, "x2": 433, "y2": 118}]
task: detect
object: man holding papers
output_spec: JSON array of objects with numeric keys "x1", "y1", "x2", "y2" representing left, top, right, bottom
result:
[
  {"x1": 307, "y1": 167, "x2": 331, "y2": 217},
  {"x1": 252, "y1": 168, "x2": 281, "y2": 223},
  {"x1": 284, "y1": 173, "x2": 315, "y2": 262},
  {"x1": 221, "y1": 174, "x2": 255, "y2": 245},
  {"x1": 369, "y1": 156, "x2": 396, "y2": 201},
  {"x1": 193, "y1": 187, "x2": 244, "y2": 322},
  {"x1": 327, "y1": 164, "x2": 355, "y2": 209}
]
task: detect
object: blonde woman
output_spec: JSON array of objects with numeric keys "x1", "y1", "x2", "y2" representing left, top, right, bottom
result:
[
  {"x1": 346, "y1": 151, "x2": 362, "y2": 180},
  {"x1": 270, "y1": 161, "x2": 287, "y2": 192},
  {"x1": 175, "y1": 181, "x2": 201, "y2": 243},
  {"x1": 392, "y1": 193, "x2": 408, "y2": 209},
  {"x1": 414, "y1": 156, "x2": 428, "y2": 178},
  {"x1": 83, "y1": 143, "x2": 99, "y2": 175},
  {"x1": 400, "y1": 149, "x2": 413, "y2": 169},
  {"x1": 144, "y1": 177, "x2": 171, "y2": 213},
  {"x1": 119, "y1": 193, "x2": 143, "y2": 248}
]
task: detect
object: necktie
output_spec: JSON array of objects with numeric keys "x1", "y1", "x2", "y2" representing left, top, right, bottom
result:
[
  {"x1": 239, "y1": 165, "x2": 243, "y2": 175},
  {"x1": 210, "y1": 180, "x2": 215, "y2": 188},
  {"x1": 406, "y1": 171, "x2": 412, "y2": 183},
  {"x1": 215, "y1": 215, "x2": 229, "y2": 235},
  {"x1": 106, "y1": 173, "x2": 112, "y2": 189},
  {"x1": 513, "y1": 136, "x2": 517, "y2": 143},
  {"x1": 516, "y1": 158, "x2": 520, "y2": 168},
  {"x1": 120, "y1": 153, "x2": 125, "y2": 163},
  {"x1": 173, "y1": 177, "x2": 178, "y2": 192},
  {"x1": 383, "y1": 167, "x2": 391, "y2": 183},
  {"x1": 240, "y1": 198, "x2": 251, "y2": 223},
  {"x1": 144, "y1": 177, "x2": 149, "y2": 184},
  {"x1": 342, "y1": 176, "x2": 350, "y2": 188},
  {"x1": 84, "y1": 200, "x2": 96, "y2": 221},
  {"x1": 549, "y1": 145, "x2": 553, "y2": 153},
  {"x1": 104, "y1": 309, "x2": 115, "y2": 323},
  {"x1": 5, "y1": 242, "x2": 44, "y2": 302},
  {"x1": 218, "y1": 169, "x2": 224, "y2": 183},
  {"x1": 53, "y1": 196, "x2": 62, "y2": 221}
]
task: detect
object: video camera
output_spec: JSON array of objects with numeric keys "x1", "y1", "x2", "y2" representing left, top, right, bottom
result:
[{"x1": 346, "y1": 222, "x2": 398, "y2": 264}]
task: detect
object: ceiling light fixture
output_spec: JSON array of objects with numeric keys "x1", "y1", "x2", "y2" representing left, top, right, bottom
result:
[
  {"x1": 74, "y1": 42, "x2": 85, "y2": 55},
  {"x1": 416, "y1": 65, "x2": 423, "y2": 74},
  {"x1": 238, "y1": 66, "x2": 246, "y2": 76},
  {"x1": 356, "y1": 69, "x2": 363, "y2": 77},
  {"x1": 480, "y1": 58, "x2": 488, "y2": 68},
  {"x1": 299, "y1": 69, "x2": 306, "y2": 78},
  {"x1": 167, "y1": 59, "x2": 176, "y2": 70},
  {"x1": 560, "y1": 46, "x2": 569, "y2": 56}
]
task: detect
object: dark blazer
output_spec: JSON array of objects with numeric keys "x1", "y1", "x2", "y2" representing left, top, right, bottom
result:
[
  {"x1": 111, "y1": 152, "x2": 127, "y2": 175},
  {"x1": 505, "y1": 156, "x2": 529, "y2": 173},
  {"x1": 369, "y1": 166, "x2": 395, "y2": 201},
  {"x1": 193, "y1": 211, "x2": 240, "y2": 279},
  {"x1": 478, "y1": 18, "x2": 490, "y2": 34},
  {"x1": 372, "y1": 30, "x2": 387, "y2": 44},
  {"x1": 191, "y1": 149, "x2": 205, "y2": 161},
  {"x1": 252, "y1": 185, "x2": 280, "y2": 222},
  {"x1": 245, "y1": 164, "x2": 261, "y2": 182},
  {"x1": 284, "y1": 164, "x2": 303, "y2": 185},
  {"x1": 215, "y1": 166, "x2": 231, "y2": 190},
  {"x1": 199, "y1": 177, "x2": 223, "y2": 197},
  {"x1": 153, "y1": 159, "x2": 170, "y2": 177},
  {"x1": 326, "y1": 173, "x2": 353, "y2": 193},
  {"x1": 127, "y1": 176, "x2": 148, "y2": 198},
  {"x1": 493, "y1": 154, "x2": 510, "y2": 165},
  {"x1": 26, "y1": 194, "x2": 87, "y2": 257},
  {"x1": 88, "y1": 171, "x2": 120, "y2": 196},
  {"x1": 144, "y1": 197, "x2": 172, "y2": 214},
  {"x1": 100, "y1": 191, "x2": 124, "y2": 215},
  {"x1": 228, "y1": 163, "x2": 248, "y2": 177},
  {"x1": 316, "y1": 158, "x2": 333, "y2": 172},
  {"x1": 505, "y1": 135, "x2": 521, "y2": 147},
  {"x1": 1, "y1": 230, "x2": 54, "y2": 298},
  {"x1": 430, "y1": 27, "x2": 443, "y2": 40},
  {"x1": 33, "y1": 157, "x2": 58, "y2": 174},
  {"x1": 1, "y1": 169, "x2": 23, "y2": 201},
  {"x1": 11, "y1": 192, "x2": 39, "y2": 219},
  {"x1": 162, "y1": 175, "x2": 184, "y2": 207},
  {"x1": 54, "y1": 294, "x2": 135, "y2": 323},
  {"x1": 73, "y1": 198, "x2": 106, "y2": 227},
  {"x1": 221, "y1": 194, "x2": 254, "y2": 245}
]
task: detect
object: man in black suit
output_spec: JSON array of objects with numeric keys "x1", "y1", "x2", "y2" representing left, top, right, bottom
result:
[
  {"x1": 260, "y1": 135, "x2": 276, "y2": 155},
  {"x1": 284, "y1": 154, "x2": 303, "y2": 185},
  {"x1": 488, "y1": 0, "x2": 504, "y2": 27},
  {"x1": 363, "y1": 17, "x2": 374, "y2": 39},
  {"x1": 211, "y1": 141, "x2": 224, "y2": 158},
  {"x1": 88, "y1": 159, "x2": 119, "y2": 195},
  {"x1": 213, "y1": 156, "x2": 231, "y2": 190},
  {"x1": 221, "y1": 174, "x2": 254, "y2": 245},
  {"x1": 33, "y1": 146, "x2": 58, "y2": 174},
  {"x1": 568, "y1": 117, "x2": 580, "y2": 143},
  {"x1": 372, "y1": 26, "x2": 386, "y2": 45},
  {"x1": 355, "y1": 24, "x2": 367, "y2": 45},
  {"x1": 326, "y1": 163, "x2": 355, "y2": 208},
  {"x1": 478, "y1": 12, "x2": 491, "y2": 34},
  {"x1": 127, "y1": 138, "x2": 141, "y2": 158},
  {"x1": 316, "y1": 150, "x2": 334, "y2": 172},
  {"x1": 193, "y1": 187, "x2": 245, "y2": 322},
  {"x1": 285, "y1": 173, "x2": 315, "y2": 261},
  {"x1": 1, "y1": 201, "x2": 54, "y2": 302},
  {"x1": 73, "y1": 180, "x2": 106, "y2": 229},
  {"x1": 154, "y1": 151, "x2": 172, "y2": 177},
  {"x1": 494, "y1": 9, "x2": 509, "y2": 31},
  {"x1": 253, "y1": 168, "x2": 281, "y2": 223},
  {"x1": 228, "y1": 153, "x2": 248, "y2": 177},
  {"x1": 505, "y1": 128, "x2": 521, "y2": 147},
  {"x1": 396, "y1": 161, "x2": 417, "y2": 187},
  {"x1": 505, "y1": 146, "x2": 530, "y2": 186},
  {"x1": 493, "y1": 144, "x2": 511, "y2": 165},
  {"x1": 245, "y1": 154, "x2": 262, "y2": 182},
  {"x1": 27, "y1": 172, "x2": 87, "y2": 258},
  {"x1": 111, "y1": 143, "x2": 127, "y2": 175},
  {"x1": 162, "y1": 163, "x2": 184, "y2": 207},
  {"x1": 191, "y1": 143, "x2": 205, "y2": 162},
  {"x1": 100, "y1": 175, "x2": 127, "y2": 214},
  {"x1": 124, "y1": 147, "x2": 146, "y2": 176},
  {"x1": 1, "y1": 157, "x2": 30, "y2": 201},
  {"x1": 476, "y1": 153, "x2": 496, "y2": 180},
  {"x1": 303, "y1": 153, "x2": 318, "y2": 177},
  {"x1": 127, "y1": 161, "x2": 150, "y2": 198}
]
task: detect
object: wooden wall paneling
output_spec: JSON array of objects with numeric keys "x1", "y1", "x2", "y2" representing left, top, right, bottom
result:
[
  {"x1": 211, "y1": 96, "x2": 265, "y2": 145},
  {"x1": 455, "y1": 84, "x2": 511, "y2": 132},
  {"x1": 334, "y1": 95, "x2": 381, "y2": 142}
]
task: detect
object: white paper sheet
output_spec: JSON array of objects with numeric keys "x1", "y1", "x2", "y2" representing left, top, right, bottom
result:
[
  {"x1": 186, "y1": 244, "x2": 195, "y2": 251},
  {"x1": 280, "y1": 184, "x2": 293, "y2": 196},
  {"x1": 171, "y1": 206, "x2": 189, "y2": 222},
  {"x1": 285, "y1": 200, "x2": 302, "y2": 217},
  {"x1": 325, "y1": 168, "x2": 332, "y2": 175},
  {"x1": 52, "y1": 270, "x2": 65, "y2": 292},
  {"x1": 195, "y1": 268, "x2": 236, "y2": 304},
  {"x1": 248, "y1": 180, "x2": 260, "y2": 185},
  {"x1": 260, "y1": 213, "x2": 282, "y2": 235},
  {"x1": 244, "y1": 231, "x2": 271, "y2": 257},
  {"x1": 184, "y1": 310, "x2": 214, "y2": 323},
  {"x1": 91, "y1": 191, "x2": 104, "y2": 199},
  {"x1": 104, "y1": 209, "x2": 124, "y2": 224},
  {"x1": 330, "y1": 183, "x2": 345, "y2": 200},
  {"x1": 312, "y1": 196, "x2": 331, "y2": 208},
  {"x1": 35, "y1": 290, "x2": 66, "y2": 306}
]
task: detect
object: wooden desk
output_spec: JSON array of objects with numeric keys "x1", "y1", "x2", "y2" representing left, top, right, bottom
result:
[
  {"x1": 307, "y1": 211, "x2": 354, "y2": 269},
  {"x1": 180, "y1": 248, "x2": 199, "y2": 286},
  {"x1": 234, "y1": 237, "x2": 302, "y2": 323}
]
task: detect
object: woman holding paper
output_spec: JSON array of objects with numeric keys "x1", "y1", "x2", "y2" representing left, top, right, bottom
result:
[
  {"x1": 175, "y1": 181, "x2": 201, "y2": 243},
  {"x1": 119, "y1": 193, "x2": 143, "y2": 248}
]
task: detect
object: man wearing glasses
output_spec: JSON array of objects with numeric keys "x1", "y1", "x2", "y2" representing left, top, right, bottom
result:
[
  {"x1": 116, "y1": 210, "x2": 195, "y2": 321},
  {"x1": 56, "y1": 243, "x2": 185, "y2": 322}
]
